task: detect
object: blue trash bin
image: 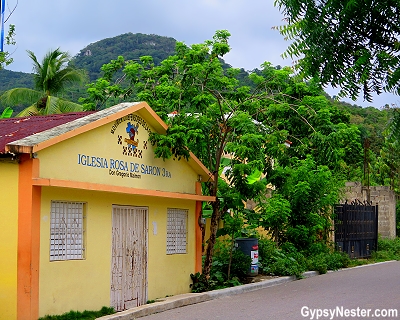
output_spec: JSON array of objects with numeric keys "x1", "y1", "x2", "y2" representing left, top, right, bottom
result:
[{"x1": 235, "y1": 237, "x2": 259, "y2": 276}]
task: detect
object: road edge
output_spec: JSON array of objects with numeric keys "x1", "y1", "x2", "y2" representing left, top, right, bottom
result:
[{"x1": 97, "y1": 261, "x2": 396, "y2": 319}]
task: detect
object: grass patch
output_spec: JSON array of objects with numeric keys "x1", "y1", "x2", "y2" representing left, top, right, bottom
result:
[
  {"x1": 146, "y1": 300, "x2": 156, "y2": 304},
  {"x1": 339, "y1": 237, "x2": 400, "y2": 268},
  {"x1": 38, "y1": 306, "x2": 115, "y2": 320},
  {"x1": 372, "y1": 237, "x2": 400, "y2": 261}
]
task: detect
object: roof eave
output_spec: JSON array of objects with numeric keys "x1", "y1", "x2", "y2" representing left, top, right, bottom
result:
[{"x1": 5, "y1": 144, "x2": 33, "y2": 154}]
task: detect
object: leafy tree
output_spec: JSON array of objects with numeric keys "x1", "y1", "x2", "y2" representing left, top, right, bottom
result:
[
  {"x1": 80, "y1": 30, "x2": 292, "y2": 279},
  {"x1": 81, "y1": 30, "x2": 364, "y2": 280},
  {"x1": 374, "y1": 112, "x2": 400, "y2": 191},
  {"x1": 259, "y1": 194, "x2": 291, "y2": 246},
  {"x1": 0, "y1": 24, "x2": 15, "y2": 70},
  {"x1": 263, "y1": 81, "x2": 364, "y2": 181},
  {"x1": 0, "y1": 22, "x2": 16, "y2": 118},
  {"x1": 0, "y1": 0, "x2": 18, "y2": 70},
  {"x1": 265, "y1": 156, "x2": 343, "y2": 251},
  {"x1": 0, "y1": 48, "x2": 87, "y2": 116},
  {"x1": 274, "y1": 0, "x2": 400, "y2": 102}
]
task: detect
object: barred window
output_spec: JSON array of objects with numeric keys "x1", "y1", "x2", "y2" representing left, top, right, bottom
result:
[
  {"x1": 50, "y1": 201, "x2": 85, "y2": 261},
  {"x1": 166, "y1": 208, "x2": 188, "y2": 254}
]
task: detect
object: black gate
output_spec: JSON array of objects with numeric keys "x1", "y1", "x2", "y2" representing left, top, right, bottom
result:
[{"x1": 334, "y1": 201, "x2": 378, "y2": 258}]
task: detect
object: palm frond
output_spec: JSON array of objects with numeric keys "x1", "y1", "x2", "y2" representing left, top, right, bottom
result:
[
  {"x1": 28, "y1": 48, "x2": 86, "y2": 95},
  {"x1": 0, "y1": 107, "x2": 13, "y2": 118},
  {"x1": 47, "y1": 68, "x2": 87, "y2": 94},
  {"x1": 0, "y1": 88, "x2": 43, "y2": 107},
  {"x1": 16, "y1": 103, "x2": 40, "y2": 117},
  {"x1": 26, "y1": 50, "x2": 41, "y2": 75},
  {"x1": 44, "y1": 96, "x2": 83, "y2": 115},
  {"x1": 7, "y1": 49, "x2": 86, "y2": 117}
]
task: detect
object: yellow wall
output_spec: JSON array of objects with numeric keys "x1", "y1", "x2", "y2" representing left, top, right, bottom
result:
[
  {"x1": 0, "y1": 162, "x2": 19, "y2": 320},
  {"x1": 39, "y1": 187, "x2": 196, "y2": 317},
  {"x1": 147, "y1": 198, "x2": 196, "y2": 299},
  {"x1": 37, "y1": 113, "x2": 198, "y2": 194}
]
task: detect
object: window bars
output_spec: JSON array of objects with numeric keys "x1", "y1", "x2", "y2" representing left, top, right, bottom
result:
[
  {"x1": 166, "y1": 208, "x2": 188, "y2": 254},
  {"x1": 50, "y1": 201, "x2": 85, "y2": 261}
]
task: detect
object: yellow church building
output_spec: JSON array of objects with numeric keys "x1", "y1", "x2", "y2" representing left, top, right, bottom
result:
[{"x1": 0, "y1": 102, "x2": 214, "y2": 320}]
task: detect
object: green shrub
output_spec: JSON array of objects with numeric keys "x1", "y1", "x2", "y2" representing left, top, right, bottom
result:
[
  {"x1": 211, "y1": 238, "x2": 252, "y2": 281},
  {"x1": 258, "y1": 236, "x2": 352, "y2": 276},
  {"x1": 371, "y1": 237, "x2": 400, "y2": 261},
  {"x1": 306, "y1": 254, "x2": 328, "y2": 274},
  {"x1": 259, "y1": 243, "x2": 306, "y2": 278},
  {"x1": 190, "y1": 238, "x2": 251, "y2": 292},
  {"x1": 304, "y1": 242, "x2": 330, "y2": 256},
  {"x1": 190, "y1": 272, "x2": 210, "y2": 293},
  {"x1": 268, "y1": 251, "x2": 306, "y2": 277},
  {"x1": 306, "y1": 251, "x2": 351, "y2": 274},
  {"x1": 327, "y1": 252, "x2": 351, "y2": 269}
]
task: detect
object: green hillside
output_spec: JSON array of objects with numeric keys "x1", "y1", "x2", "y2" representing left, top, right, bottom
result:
[
  {"x1": 0, "y1": 69, "x2": 34, "y2": 91},
  {"x1": 72, "y1": 33, "x2": 177, "y2": 81}
]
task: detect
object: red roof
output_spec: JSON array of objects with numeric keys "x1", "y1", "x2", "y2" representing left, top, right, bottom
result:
[{"x1": 0, "y1": 112, "x2": 93, "y2": 154}]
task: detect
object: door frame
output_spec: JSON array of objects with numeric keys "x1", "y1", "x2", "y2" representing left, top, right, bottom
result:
[{"x1": 110, "y1": 205, "x2": 148, "y2": 311}]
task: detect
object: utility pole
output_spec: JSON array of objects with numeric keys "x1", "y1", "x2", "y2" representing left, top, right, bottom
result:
[{"x1": 0, "y1": 0, "x2": 5, "y2": 52}]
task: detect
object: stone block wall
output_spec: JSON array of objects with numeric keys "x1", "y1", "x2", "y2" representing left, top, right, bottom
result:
[{"x1": 343, "y1": 182, "x2": 396, "y2": 239}]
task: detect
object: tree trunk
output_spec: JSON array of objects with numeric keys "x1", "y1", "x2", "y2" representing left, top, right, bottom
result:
[
  {"x1": 202, "y1": 201, "x2": 220, "y2": 278},
  {"x1": 202, "y1": 135, "x2": 226, "y2": 279},
  {"x1": 227, "y1": 232, "x2": 235, "y2": 281}
]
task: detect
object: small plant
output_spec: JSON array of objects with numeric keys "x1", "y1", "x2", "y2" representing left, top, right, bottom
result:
[
  {"x1": 267, "y1": 249, "x2": 306, "y2": 278},
  {"x1": 38, "y1": 306, "x2": 115, "y2": 320},
  {"x1": 190, "y1": 238, "x2": 251, "y2": 293},
  {"x1": 190, "y1": 272, "x2": 210, "y2": 293},
  {"x1": 371, "y1": 237, "x2": 400, "y2": 261},
  {"x1": 305, "y1": 251, "x2": 349, "y2": 274}
]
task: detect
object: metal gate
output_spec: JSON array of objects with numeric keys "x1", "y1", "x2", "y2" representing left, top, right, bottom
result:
[
  {"x1": 111, "y1": 206, "x2": 148, "y2": 311},
  {"x1": 334, "y1": 201, "x2": 378, "y2": 258}
]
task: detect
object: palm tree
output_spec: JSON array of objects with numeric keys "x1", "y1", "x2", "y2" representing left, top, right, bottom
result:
[{"x1": 0, "y1": 48, "x2": 87, "y2": 116}]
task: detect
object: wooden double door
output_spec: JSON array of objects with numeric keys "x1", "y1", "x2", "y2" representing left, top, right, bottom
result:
[{"x1": 110, "y1": 205, "x2": 148, "y2": 311}]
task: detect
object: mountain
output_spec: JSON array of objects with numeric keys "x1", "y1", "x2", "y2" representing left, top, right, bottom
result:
[
  {"x1": 0, "y1": 33, "x2": 178, "y2": 113},
  {"x1": 0, "y1": 33, "x2": 177, "y2": 94},
  {"x1": 72, "y1": 32, "x2": 177, "y2": 81}
]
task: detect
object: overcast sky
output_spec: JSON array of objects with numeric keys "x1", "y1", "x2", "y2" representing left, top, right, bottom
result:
[{"x1": 2, "y1": 0, "x2": 399, "y2": 108}]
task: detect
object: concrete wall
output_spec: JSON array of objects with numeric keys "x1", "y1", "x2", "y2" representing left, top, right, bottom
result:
[{"x1": 343, "y1": 182, "x2": 396, "y2": 239}]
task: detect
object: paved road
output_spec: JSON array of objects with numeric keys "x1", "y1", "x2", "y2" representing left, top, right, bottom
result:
[{"x1": 141, "y1": 261, "x2": 400, "y2": 320}]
